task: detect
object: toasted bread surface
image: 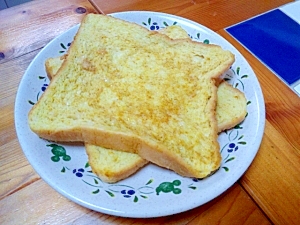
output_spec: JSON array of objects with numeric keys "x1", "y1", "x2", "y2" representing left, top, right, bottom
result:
[
  {"x1": 86, "y1": 144, "x2": 148, "y2": 183},
  {"x1": 158, "y1": 25, "x2": 190, "y2": 39},
  {"x1": 216, "y1": 81, "x2": 247, "y2": 131},
  {"x1": 46, "y1": 55, "x2": 246, "y2": 182},
  {"x1": 44, "y1": 26, "x2": 191, "y2": 183},
  {"x1": 45, "y1": 56, "x2": 64, "y2": 79},
  {"x1": 45, "y1": 25, "x2": 245, "y2": 182},
  {"x1": 46, "y1": 55, "x2": 246, "y2": 133},
  {"x1": 29, "y1": 14, "x2": 235, "y2": 178},
  {"x1": 45, "y1": 25, "x2": 246, "y2": 133}
]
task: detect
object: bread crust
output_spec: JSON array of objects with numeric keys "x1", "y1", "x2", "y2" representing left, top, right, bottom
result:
[{"x1": 31, "y1": 122, "x2": 220, "y2": 178}]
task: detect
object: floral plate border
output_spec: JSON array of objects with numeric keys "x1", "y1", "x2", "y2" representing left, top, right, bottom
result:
[{"x1": 15, "y1": 11, "x2": 265, "y2": 218}]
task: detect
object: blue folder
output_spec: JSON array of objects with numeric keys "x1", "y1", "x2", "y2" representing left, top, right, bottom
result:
[{"x1": 226, "y1": 8, "x2": 300, "y2": 95}]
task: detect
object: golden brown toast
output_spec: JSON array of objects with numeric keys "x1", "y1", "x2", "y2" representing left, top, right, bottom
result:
[
  {"x1": 30, "y1": 14, "x2": 236, "y2": 179},
  {"x1": 46, "y1": 54, "x2": 246, "y2": 183},
  {"x1": 45, "y1": 25, "x2": 246, "y2": 183}
]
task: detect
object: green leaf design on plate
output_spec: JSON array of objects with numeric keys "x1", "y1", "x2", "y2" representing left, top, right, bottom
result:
[
  {"x1": 225, "y1": 157, "x2": 235, "y2": 163},
  {"x1": 106, "y1": 190, "x2": 115, "y2": 197},
  {"x1": 189, "y1": 186, "x2": 197, "y2": 190},
  {"x1": 145, "y1": 179, "x2": 154, "y2": 185},
  {"x1": 60, "y1": 43, "x2": 67, "y2": 49},
  {"x1": 92, "y1": 189, "x2": 100, "y2": 194},
  {"x1": 237, "y1": 67, "x2": 240, "y2": 75},
  {"x1": 222, "y1": 167, "x2": 229, "y2": 172}
]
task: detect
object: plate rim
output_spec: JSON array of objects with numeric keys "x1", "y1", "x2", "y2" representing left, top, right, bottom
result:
[{"x1": 14, "y1": 11, "x2": 266, "y2": 218}]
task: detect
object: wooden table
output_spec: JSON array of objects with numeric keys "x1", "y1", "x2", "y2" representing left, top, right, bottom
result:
[{"x1": 1, "y1": 0, "x2": 299, "y2": 224}]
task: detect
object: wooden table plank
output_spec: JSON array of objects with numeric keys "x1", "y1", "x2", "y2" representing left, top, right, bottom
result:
[
  {"x1": 0, "y1": 49, "x2": 43, "y2": 199},
  {"x1": 89, "y1": 0, "x2": 292, "y2": 31},
  {"x1": 0, "y1": 50, "x2": 36, "y2": 142},
  {"x1": 240, "y1": 121, "x2": 300, "y2": 225},
  {"x1": 0, "y1": 180, "x2": 90, "y2": 225},
  {"x1": 1, "y1": 0, "x2": 298, "y2": 224},
  {"x1": 186, "y1": 184, "x2": 271, "y2": 225},
  {"x1": 0, "y1": 180, "x2": 270, "y2": 224},
  {"x1": 0, "y1": 0, "x2": 97, "y2": 64},
  {"x1": 73, "y1": 184, "x2": 271, "y2": 225},
  {"x1": 0, "y1": 140, "x2": 40, "y2": 199},
  {"x1": 216, "y1": 30, "x2": 300, "y2": 224}
]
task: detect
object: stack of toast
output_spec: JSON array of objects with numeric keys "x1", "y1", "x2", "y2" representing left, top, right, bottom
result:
[{"x1": 29, "y1": 14, "x2": 247, "y2": 183}]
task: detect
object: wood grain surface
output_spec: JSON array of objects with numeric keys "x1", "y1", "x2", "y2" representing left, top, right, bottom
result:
[
  {"x1": 217, "y1": 29, "x2": 300, "y2": 225},
  {"x1": 1, "y1": 0, "x2": 299, "y2": 224},
  {"x1": 90, "y1": 0, "x2": 293, "y2": 31},
  {"x1": 0, "y1": 0, "x2": 96, "y2": 63}
]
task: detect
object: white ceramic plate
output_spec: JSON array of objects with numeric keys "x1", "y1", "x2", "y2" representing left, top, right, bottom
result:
[{"x1": 15, "y1": 11, "x2": 265, "y2": 218}]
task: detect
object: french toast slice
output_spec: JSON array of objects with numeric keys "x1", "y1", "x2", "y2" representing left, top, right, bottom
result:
[
  {"x1": 29, "y1": 14, "x2": 235, "y2": 178},
  {"x1": 46, "y1": 59, "x2": 246, "y2": 133},
  {"x1": 45, "y1": 25, "x2": 246, "y2": 183}
]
